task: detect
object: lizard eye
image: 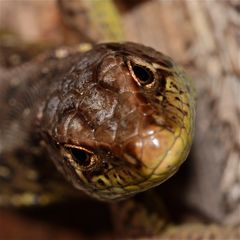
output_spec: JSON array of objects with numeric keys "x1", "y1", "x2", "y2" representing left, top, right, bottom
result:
[
  {"x1": 70, "y1": 147, "x2": 92, "y2": 167},
  {"x1": 64, "y1": 145, "x2": 96, "y2": 170},
  {"x1": 129, "y1": 63, "x2": 155, "y2": 87}
]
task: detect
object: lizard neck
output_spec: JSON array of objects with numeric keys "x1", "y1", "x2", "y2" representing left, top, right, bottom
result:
[
  {"x1": 0, "y1": 50, "x2": 80, "y2": 205},
  {"x1": 0, "y1": 50, "x2": 80, "y2": 152},
  {"x1": 0, "y1": 65, "x2": 53, "y2": 152}
]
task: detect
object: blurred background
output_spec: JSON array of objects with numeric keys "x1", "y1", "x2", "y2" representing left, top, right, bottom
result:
[{"x1": 0, "y1": 0, "x2": 240, "y2": 239}]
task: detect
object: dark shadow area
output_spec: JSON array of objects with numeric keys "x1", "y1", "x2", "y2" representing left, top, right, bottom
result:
[
  {"x1": 12, "y1": 198, "x2": 113, "y2": 237},
  {"x1": 114, "y1": 0, "x2": 151, "y2": 12}
]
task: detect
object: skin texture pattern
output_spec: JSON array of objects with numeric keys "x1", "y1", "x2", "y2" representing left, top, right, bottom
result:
[{"x1": 0, "y1": 42, "x2": 195, "y2": 205}]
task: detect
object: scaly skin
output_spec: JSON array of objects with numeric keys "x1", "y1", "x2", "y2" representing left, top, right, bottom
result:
[
  {"x1": 1, "y1": 0, "x2": 239, "y2": 239},
  {"x1": 4, "y1": 43, "x2": 238, "y2": 240},
  {"x1": 0, "y1": 42, "x2": 194, "y2": 204}
]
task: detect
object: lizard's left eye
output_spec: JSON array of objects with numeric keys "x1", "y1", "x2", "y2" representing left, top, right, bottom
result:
[
  {"x1": 63, "y1": 145, "x2": 97, "y2": 170},
  {"x1": 70, "y1": 147, "x2": 92, "y2": 167},
  {"x1": 129, "y1": 62, "x2": 155, "y2": 87}
]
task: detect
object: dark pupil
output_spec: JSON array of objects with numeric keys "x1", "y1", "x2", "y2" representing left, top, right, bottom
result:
[
  {"x1": 70, "y1": 148, "x2": 91, "y2": 167},
  {"x1": 132, "y1": 65, "x2": 153, "y2": 84}
]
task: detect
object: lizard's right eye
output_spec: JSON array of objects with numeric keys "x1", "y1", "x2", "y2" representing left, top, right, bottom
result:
[
  {"x1": 132, "y1": 65, "x2": 154, "y2": 85},
  {"x1": 128, "y1": 61, "x2": 155, "y2": 88}
]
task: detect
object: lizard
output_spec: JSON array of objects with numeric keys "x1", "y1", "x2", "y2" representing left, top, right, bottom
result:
[{"x1": 2, "y1": 0, "x2": 240, "y2": 238}]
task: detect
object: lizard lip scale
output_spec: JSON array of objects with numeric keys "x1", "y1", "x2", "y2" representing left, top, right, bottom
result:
[{"x1": 0, "y1": 42, "x2": 195, "y2": 203}]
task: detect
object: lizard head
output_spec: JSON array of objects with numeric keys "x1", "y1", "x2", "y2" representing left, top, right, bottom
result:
[{"x1": 39, "y1": 42, "x2": 195, "y2": 201}]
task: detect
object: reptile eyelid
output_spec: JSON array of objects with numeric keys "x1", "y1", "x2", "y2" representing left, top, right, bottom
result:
[
  {"x1": 64, "y1": 145, "x2": 96, "y2": 169},
  {"x1": 127, "y1": 60, "x2": 156, "y2": 88}
]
